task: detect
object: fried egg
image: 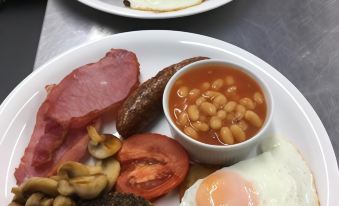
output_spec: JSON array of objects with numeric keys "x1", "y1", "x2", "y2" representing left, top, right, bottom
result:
[
  {"x1": 180, "y1": 137, "x2": 319, "y2": 206},
  {"x1": 124, "y1": 0, "x2": 204, "y2": 12}
]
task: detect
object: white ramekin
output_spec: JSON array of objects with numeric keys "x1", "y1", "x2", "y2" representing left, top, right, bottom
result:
[{"x1": 163, "y1": 59, "x2": 274, "y2": 165}]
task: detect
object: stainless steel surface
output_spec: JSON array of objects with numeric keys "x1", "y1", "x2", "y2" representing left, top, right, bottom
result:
[{"x1": 35, "y1": 0, "x2": 339, "y2": 161}]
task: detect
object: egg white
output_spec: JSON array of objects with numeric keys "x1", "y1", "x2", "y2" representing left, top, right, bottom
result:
[
  {"x1": 124, "y1": 0, "x2": 204, "y2": 12},
  {"x1": 180, "y1": 137, "x2": 319, "y2": 206}
]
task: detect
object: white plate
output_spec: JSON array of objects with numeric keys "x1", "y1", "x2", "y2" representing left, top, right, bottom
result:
[
  {"x1": 77, "y1": 0, "x2": 232, "y2": 19},
  {"x1": 0, "y1": 31, "x2": 338, "y2": 205}
]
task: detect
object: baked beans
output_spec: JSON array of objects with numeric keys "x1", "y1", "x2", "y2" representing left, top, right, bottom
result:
[{"x1": 169, "y1": 65, "x2": 267, "y2": 145}]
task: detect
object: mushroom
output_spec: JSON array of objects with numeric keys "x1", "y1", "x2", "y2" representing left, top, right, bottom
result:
[
  {"x1": 57, "y1": 161, "x2": 101, "y2": 179},
  {"x1": 87, "y1": 126, "x2": 122, "y2": 159},
  {"x1": 88, "y1": 164, "x2": 102, "y2": 175},
  {"x1": 57, "y1": 161, "x2": 104, "y2": 196},
  {"x1": 41, "y1": 198, "x2": 54, "y2": 206},
  {"x1": 21, "y1": 177, "x2": 58, "y2": 197},
  {"x1": 57, "y1": 179, "x2": 74, "y2": 196},
  {"x1": 53, "y1": 196, "x2": 75, "y2": 206},
  {"x1": 11, "y1": 187, "x2": 25, "y2": 204},
  {"x1": 87, "y1": 125, "x2": 104, "y2": 144},
  {"x1": 96, "y1": 157, "x2": 120, "y2": 192},
  {"x1": 49, "y1": 176, "x2": 62, "y2": 182},
  {"x1": 69, "y1": 174, "x2": 108, "y2": 199},
  {"x1": 25, "y1": 193, "x2": 44, "y2": 206},
  {"x1": 8, "y1": 202, "x2": 23, "y2": 206}
]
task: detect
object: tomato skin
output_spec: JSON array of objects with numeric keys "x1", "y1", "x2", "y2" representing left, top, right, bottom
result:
[{"x1": 116, "y1": 133, "x2": 189, "y2": 200}]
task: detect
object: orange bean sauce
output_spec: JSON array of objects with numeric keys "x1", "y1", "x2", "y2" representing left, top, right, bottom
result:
[{"x1": 168, "y1": 65, "x2": 267, "y2": 145}]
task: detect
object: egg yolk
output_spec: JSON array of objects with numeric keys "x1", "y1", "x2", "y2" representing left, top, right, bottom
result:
[{"x1": 196, "y1": 170, "x2": 258, "y2": 206}]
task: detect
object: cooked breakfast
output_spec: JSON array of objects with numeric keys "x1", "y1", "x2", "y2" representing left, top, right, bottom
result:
[
  {"x1": 117, "y1": 56, "x2": 208, "y2": 138},
  {"x1": 168, "y1": 65, "x2": 267, "y2": 145},
  {"x1": 8, "y1": 49, "x2": 320, "y2": 206},
  {"x1": 123, "y1": 0, "x2": 204, "y2": 12}
]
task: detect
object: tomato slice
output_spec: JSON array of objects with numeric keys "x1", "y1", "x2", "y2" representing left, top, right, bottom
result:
[{"x1": 116, "y1": 133, "x2": 189, "y2": 200}]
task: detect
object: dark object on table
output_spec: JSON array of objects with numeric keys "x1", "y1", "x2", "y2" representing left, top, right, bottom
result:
[
  {"x1": 78, "y1": 192, "x2": 154, "y2": 206},
  {"x1": 123, "y1": 0, "x2": 130, "y2": 7},
  {"x1": 116, "y1": 56, "x2": 209, "y2": 138}
]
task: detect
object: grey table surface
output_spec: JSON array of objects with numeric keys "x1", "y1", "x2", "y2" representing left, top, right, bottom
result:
[{"x1": 35, "y1": 0, "x2": 339, "y2": 163}]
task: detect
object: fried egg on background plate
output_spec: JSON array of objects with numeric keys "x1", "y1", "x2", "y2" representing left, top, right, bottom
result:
[
  {"x1": 180, "y1": 137, "x2": 319, "y2": 206},
  {"x1": 124, "y1": 0, "x2": 204, "y2": 12}
]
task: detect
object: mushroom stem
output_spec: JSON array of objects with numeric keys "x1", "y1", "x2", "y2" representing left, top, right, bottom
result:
[{"x1": 87, "y1": 126, "x2": 105, "y2": 144}]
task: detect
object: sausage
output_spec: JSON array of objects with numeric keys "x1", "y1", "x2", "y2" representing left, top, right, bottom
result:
[{"x1": 116, "y1": 57, "x2": 209, "y2": 137}]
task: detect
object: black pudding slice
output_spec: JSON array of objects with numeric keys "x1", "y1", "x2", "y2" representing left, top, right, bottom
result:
[{"x1": 77, "y1": 192, "x2": 153, "y2": 206}]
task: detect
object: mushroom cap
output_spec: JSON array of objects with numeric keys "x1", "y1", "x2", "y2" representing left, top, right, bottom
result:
[
  {"x1": 57, "y1": 179, "x2": 75, "y2": 196},
  {"x1": 8, "y1": 202, "x2": 23, "y2": 206},
  {"x1": 25, "y1": 193, "x2": 44, "y2": 206},
  {"x1": 11, "y1": 187, "x2": 25, "y2": 204},
  {"x1": 41, "y1": 197, "x2": 54, "y2": 206},
  {"x1": 57, "y1": 162, "x2": 101, "y2": 179},
  {"x1": 21, "y1": 177, "x2": 58, "y2": 197},
  {"x1": 88, "y1": 134, "x2": 122, "y2": 159},
  {"x1": 69, "y1": 174, "x2": 108, "y2": 199},
  {"x1": 96, "y1": 157, "x2": 120, "y2": 192},
  {"x1": 53, "y1": 196, "x2": 75, "y2": 206}
]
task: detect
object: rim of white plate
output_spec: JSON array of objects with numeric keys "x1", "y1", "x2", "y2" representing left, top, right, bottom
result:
[
  {"x1": 77, "y1": 0, "x2": 232, "y2": 19},
  {"x1": 0, "y1": 31, "x2": 338, "y2": 205}
]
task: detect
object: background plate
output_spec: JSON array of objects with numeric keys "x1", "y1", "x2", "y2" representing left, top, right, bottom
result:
[
  {"x1": 0, "y1": 31, "x2": 338, "y2": 205},
  {"x1": 77, "y1": 0, "x2": 232, "y2": 19}
]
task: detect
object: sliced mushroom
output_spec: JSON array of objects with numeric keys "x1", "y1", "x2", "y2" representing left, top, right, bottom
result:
[
  {"x1": 8, "y1": 202, "x2": 23, "y2": 206},
  {"x1": 25, "y1": 193, "x2": 44, "y2": 206},
  {"x1": 53, "y1": 196, "x2": 75, "y2": 206},
  {"x1": 41, "y1": 198, "x2": 54, "y2": 206},
  {"x1": 69, "y1": 174, "x2": 108, "y2": 199},
  {"x1": 49, "y1": 176, "x2": 63, "y2": 182},
  {"x1": 57, "y1": 161, "x2": 101, "y2": 179},
  {"x1": 21, "y1": 177, "x2": 58, "y2": 197},
  {"x1": 57, "y1": 179, "x2": 75, "y2": 196},
  {"x1": 87, "y1": 126, "x2": 122, "y2": 159},
  {"x1": 11, "y1": 187, "x2": 25, "y2": 204},
  {"x1": 88, "y1": 165, "x2": 102, "y2": 174},
  {"x1": 96, "y1": 157, "x2": 120, "y2": 192},
  {"x1": 87, "y1": 125, "x2": 105, "y2": 145}
]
